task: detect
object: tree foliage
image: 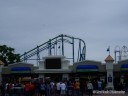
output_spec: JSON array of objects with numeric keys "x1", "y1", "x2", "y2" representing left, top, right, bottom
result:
[{"x1": 0, "y1": 45, "x2": 21, "y2": 66}]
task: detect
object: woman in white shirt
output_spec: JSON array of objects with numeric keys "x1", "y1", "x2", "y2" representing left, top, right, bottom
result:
[{"x1": 87, "y1": 81, "x2": 93, "y2": 96}]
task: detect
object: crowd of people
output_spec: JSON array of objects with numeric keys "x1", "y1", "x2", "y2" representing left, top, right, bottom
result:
[{"x1": 0, "y1": 78, "x2": 105, "y2": 96}]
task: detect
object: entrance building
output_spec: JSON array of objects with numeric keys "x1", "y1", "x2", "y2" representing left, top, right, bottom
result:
[
  {"x1": 34, "y1": 56, "x2": 72, "y2": 81},
  {"x1": 1, "y1": 55, "x2": 128, "y2": 90}
]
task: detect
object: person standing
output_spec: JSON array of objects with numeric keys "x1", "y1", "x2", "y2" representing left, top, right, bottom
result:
[
  {"x1": 40, "y1": 81, "x2": 46, "y2": 96},
  {"x1": 60, "y1": 81, "x2": 67, "y2": 96},
  {"x1": 97, "y1": 80, "x2": 102, "y2": 91},
  {"x1": 46, "y1": 81, "x2": 51, "y2": 96},
  {"x1": 74, "y1": 81, "x2": 80, "y2": 96},
  {"x1": 56, "y1": 81, "x2": 61, "y2": 96},
  {"x1": 87, "y1": 81, "x2": 93, "y2": 96},
  {"x1": 25, "y1": 81, "x2": 31, "y2": 96}
]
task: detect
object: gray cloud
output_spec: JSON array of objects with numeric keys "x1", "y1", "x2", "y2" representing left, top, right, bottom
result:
[{"x1": 0, "y1": 0, "x2": 128, "y2": 64}]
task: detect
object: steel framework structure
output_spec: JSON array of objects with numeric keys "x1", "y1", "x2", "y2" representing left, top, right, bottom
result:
[
  {"x1": 20, "y1": 34, "x2": 86, "y2": 65},
  {"x1": 115, "y1": 45, "x2": 128, "y2": 63}
]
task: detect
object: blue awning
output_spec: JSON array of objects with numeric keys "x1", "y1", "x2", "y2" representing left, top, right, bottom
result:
[
  {"x1": 11, "y1": 67, "x2": 31, "y2": 71},
  {"x1": 121, "y1": 64, "x2": 128, "y2": 68},
  {"x1": 76, "y1": 65, "x2": 98, "y2": 72},
  {"x1": 121, "y1": 64, "x2": 128, "y2": 71},
  {"x1": 76, "y1": 65, "x2": 98, "y2": 69}
]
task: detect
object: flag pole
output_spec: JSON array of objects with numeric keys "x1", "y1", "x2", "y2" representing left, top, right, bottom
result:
[
  {"x1": 108, "y1": 46, "x2": 110, "y2": 55},
  {"x1": 107, "y1": 46, "x2": 110, "y2": 55}
]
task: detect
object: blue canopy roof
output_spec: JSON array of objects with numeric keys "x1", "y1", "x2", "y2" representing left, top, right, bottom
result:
[
  {"x1": 121, "y1": 64, "x2": 128, "y2": 68},
  {"x1": 11, "y1": 67, "x2": 31, "y2": 71},
  {"x1": 76, "y1": 65, "x2": 98, "y2": 69}
]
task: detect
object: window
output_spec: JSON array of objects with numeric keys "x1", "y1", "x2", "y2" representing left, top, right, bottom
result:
[{"x1": 45, "y1": 58, "x2": 61, "y2": 69}]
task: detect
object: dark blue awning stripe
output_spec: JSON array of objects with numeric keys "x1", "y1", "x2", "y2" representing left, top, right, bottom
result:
[
  {"x1": 76, "y1": 65, "x2": 98, "y2": 69},
  {"x1": 11, "y1": 67, "x2": 31, "y2": 71},
  {"x1": 121, "y1": 64, "x2": 128, "y2": 68}
]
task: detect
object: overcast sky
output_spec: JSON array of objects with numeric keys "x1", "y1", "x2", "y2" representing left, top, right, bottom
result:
[{"x1": 0, "y1": 0, "x2": 128, "y2": 64}]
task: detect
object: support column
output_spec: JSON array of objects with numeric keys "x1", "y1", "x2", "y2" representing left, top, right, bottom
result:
[
  {"x1": 62, "y1": 73, "x2": 69, "y2": 81},
  {"x1": 107, "y1": 70, "x2": 114, "y2": 89},
  {"x1": 39, "y1": 74, "x2": 44, "y2": 81},
  {"x1": 105, "y1": 55, "x2": 114, "y2": 90}
]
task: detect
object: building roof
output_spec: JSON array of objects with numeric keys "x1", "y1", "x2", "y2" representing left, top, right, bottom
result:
[{"x1": 105, "y1": 55, "x2": 114, "y2": 62}]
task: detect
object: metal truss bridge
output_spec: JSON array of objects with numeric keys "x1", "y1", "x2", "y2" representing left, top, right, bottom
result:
[{"x1": 20, "y1": 34, "x2": 86, "y2": 65}]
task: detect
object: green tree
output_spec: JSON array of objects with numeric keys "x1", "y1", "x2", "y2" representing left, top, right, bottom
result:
[{"x1": 0, "y1": 45, "x2": 20, "y2": 66}]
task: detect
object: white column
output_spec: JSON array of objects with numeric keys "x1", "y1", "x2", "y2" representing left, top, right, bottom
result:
[
  {"x1": 107, "y1": 70, "x2": 114, "y2": 89},
  {"x1": 39, "y1": 74, "x2": 44, "y2": 81},
  {"x1": 62, "y1": 73, "x2": 69, "y2": 81},
  {"x1": 39, "y1": 61, "x2": 45, "y2": 69},
  {"x1": 105, "y1": 55, "x2": 114, "y2": 90}
]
